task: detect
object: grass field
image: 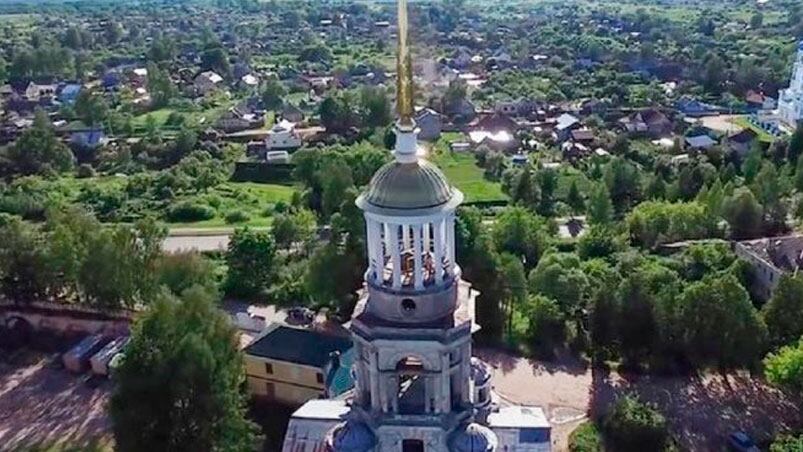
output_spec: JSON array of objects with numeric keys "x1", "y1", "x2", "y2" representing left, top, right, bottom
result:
[
  {"x1": 429, "y1": 134, "x2": 508, "y2": 204},
  {"x1": 731, "y1": 116, "x2": 777, "y2": 143},
  {"x1": 167, "y1": 181, "x2": 297, "y2": 229}
]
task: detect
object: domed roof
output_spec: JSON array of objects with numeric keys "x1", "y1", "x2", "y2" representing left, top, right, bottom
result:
[
  {"x1": 450, "y1": 423, "x2": 498, "y2": 452},
  {"x1": 363, "y1": 159, "x2": 453, "y2": 210},
  {"x1": 326, "y1": 420, "x2": 376, "y2": 452}
]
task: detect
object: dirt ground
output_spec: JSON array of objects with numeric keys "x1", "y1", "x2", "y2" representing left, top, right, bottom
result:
[
  {"x1": 477, "y1": 348, "x2": 802, "y2": 452},
  {"x1": 0, "y1": 352, "x2": 111, "y2": 451}
]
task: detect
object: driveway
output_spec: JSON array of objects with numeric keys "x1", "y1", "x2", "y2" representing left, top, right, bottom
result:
[
  {"x1": 0, "y1": 352, "x2": 111, "y2": 450},
  {"x1": 477, "y1": 348, "x2": 801, "y2": 452}
]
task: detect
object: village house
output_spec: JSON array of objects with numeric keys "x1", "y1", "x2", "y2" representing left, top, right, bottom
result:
[
  {"x1": 266, "y1": 119, "x2": 302, "y2": 152},
  {"x1": 620, "y1": 108, "x2": 673, "y2": 137},
  {"x1": 58, "y1": 84, "x2": 82, "y2": 106},
  {"x1": 726, "y1": 128, "x2": 759, "y2": 159},
  {"x1": 414, "y1": 107, "x2": 443, "y2": 142},
  {"x1": 194, "y1": 71, "x2": 224, "y2": 95},
  {"x1": 735, "y1": 235, "x2": 803, "y2": 300},
  {"x1": 745, "y1": 90, "x2": 777, "y2": 112},
  {"x1": 281, "y1": 103, "x2": 305, "y2": 123},
  {"x1": 684, "y1": 134, "x2": 718, "y2": 151},
  {"x1": 554, "y1": 113, "x2": 581, "y2": 142},
  {"x1": 25, "y1": 82, "x2": 57, "y2": 102},
  {"x1": 243, "y1": 324, "x2": 354, "y2": 405}
]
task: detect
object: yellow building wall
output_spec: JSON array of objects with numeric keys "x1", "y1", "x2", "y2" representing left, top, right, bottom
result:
[{"x1": 244, "y1": 355, "x2": 326, "y2": 405}]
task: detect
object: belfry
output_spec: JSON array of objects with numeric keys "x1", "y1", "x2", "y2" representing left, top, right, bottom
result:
[{"x1": 280, "y1": 1, "x2": 551, "y2": 450}]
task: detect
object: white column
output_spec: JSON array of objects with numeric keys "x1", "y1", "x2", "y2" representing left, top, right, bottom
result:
[
  {"x1": 366, "y1": 219, "x2": 376, "y2": 279},
  {"x1": 441, "y1": 352, "x2": 450, "y2": 413},
  {"x1": 402, "y1": 223, "x2": 410, "y2": 250},
  {"x1": 371, "y1": 220, "x2": 384, "y2": 283},
  {"x1": 369, "y1": 351, "x2": 380, "y2": 411},
  {"x1": 412, "y1": 224, "x2": 423, "y2": 289},
  {"x1": 447, "y1": 214, "x2": 456, "y2": 276},
  {"x1": 423, "y1": 222, "x2": 431, "y2": 252},
  {"x1": 390, "y1": 224, "x2": 402, "y2": 289},
  {"x1": 433, "y1": 219, "x2": 444, "y2": 284},
  {"x1": 424, "y1": 376, "x2": 432, "y2": 413},
  {"x1": 390, "y1": 375, "x2": 399, "y2": 413}
]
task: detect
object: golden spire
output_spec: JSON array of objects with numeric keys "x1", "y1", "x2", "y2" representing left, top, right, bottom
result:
[{"x1": 396, "y1": 0, "x2": 414, "y2": 128}]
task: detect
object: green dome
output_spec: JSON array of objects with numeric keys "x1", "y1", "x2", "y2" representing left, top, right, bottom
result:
[{"x1": 364, "y1": 159, "x2": 453, "y2": 209}]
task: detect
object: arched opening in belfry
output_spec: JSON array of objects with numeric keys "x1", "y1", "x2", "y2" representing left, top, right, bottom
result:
[{"x1": 395, "y1": 356, "x2": 429, "y2": 414}]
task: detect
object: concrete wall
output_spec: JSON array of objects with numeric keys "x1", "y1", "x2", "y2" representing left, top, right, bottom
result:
[
  {"x1": 0, "y1": 302, "x2": 131, "y2": 337},
  {"x1": 734, "y1": 243, "x2": 781, "y2": 300}
]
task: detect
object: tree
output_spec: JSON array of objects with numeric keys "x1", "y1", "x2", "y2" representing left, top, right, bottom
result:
[
  {"x1": 770, "y1": 434, "x2": 803, "y2": 452},
  {"x1": 762, "y1": 274, "x2": 803, "y2": 348},
  {"x1": 578, "y1": 226, "x2": 623, "y2": 260},
  {"x1": 750, "y1": 12, "x2": 764, "y2": 28},
  {"x1": 110, "y1": 287, "x2": 259, "y2": 452},
  {"x1": 2, "y1": 110, "x2": 74, "y2": 176},
  {"x1": 147, "y1": 62, "x2": 177, "y2": 108},
  {"x1": 723, "y1": 187, "x2": 763, "y2": 239},
  {"x1": 492, "y1": 207, "x2": 549, "y2": 268},
  {"x1": 359, "y1": 86, "x2": 391, "y2": 128},
  {"x1": 319, "y1": 96, "x2": 353, "y2": 133},
  {"x1": 505, "y1": 166, "x2": 540, "y2": 209},
  {"x1": 499, "y1": 253, "x2": 527, "y2": 340},
  {"x1": 0, "y1": 56, "x2": 6, "y2": 85},
  {"x1": 764, "y1": 338, "x2": 803, "y2": 394},
  {"x1": 156, "y1": 251, "x2": 218, "y2": 297},
  {"x1": 225, "y1": 228, "x2": 276, "y2": 298},
  {"x1": 201, "y1": 46, "x2": 231, "y2": 77},
  {"x1": 536, "y1": 167, "x2": 558, "y2": 216},
  {"x1": 271, "y1": 209, "x2": 317, "y2": 253},
  {"x1": 528, "y1": 252, "x2": 588, "y2": 315},
  {"x1": 677, "y1": 274, "x2": 767, "y2": 370},
  {"x1": 604, "y1": 157, "x2": 641, "y2": 213},
  {"x1": 603, "y1": 395, "x2": 668, "y2": 452},
  {"x1": 0, "y1": 216, "x2": 58, "y2": 303},
  {"x1": 587, "y1": 183, "x2": 613, "y2": 226},
  {"x1": 74, "y1": 89, "x2": 109, "y2": 126},
  {"x1": 790, "y1": 124, "x2": 803, "y2": 164},
  {"x1": 751, "y1": 162, "x2": 788, "y2": 233},
  {"x1": 567, "y1": 180, "x2": 585, "y2": 215},
  {"x1": 524, "y1": 294, "x2": 566, "y2": 355},
  {"x1": 261, "y1": 79, "x2": 286, "y2": 111},
  {"x1": 79, "y1": 219, "x2": 165, "y2": 309}
]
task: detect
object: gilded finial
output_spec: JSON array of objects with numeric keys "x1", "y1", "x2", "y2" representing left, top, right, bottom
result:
[{"x1": 397, "y1": 0, "x2": 414, "y2": 128}]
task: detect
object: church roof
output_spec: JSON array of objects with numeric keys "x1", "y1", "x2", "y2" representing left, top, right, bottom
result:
[
  {"x1": 450, "y1": 423, "x2": 498, "y2": 452},
  {"x1": 363, "y1": 159, "x2": 454, "y2": 210}
]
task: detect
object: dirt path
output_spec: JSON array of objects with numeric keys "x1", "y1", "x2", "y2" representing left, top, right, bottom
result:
[
  {"x1": 0, "y1": 354, "x2": 111, "y2": 450},
  {"x1": 476, "y1": 348, "x2": 801, "y2": 452}
]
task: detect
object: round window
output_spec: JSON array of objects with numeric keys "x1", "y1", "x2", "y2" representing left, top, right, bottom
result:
[{"x1": 401, "y1": 298, "x2": 417, "y2": 313}]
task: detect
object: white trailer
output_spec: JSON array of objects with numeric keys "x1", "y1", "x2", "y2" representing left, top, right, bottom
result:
[
  {"x1": 62, "y1": 335, "x2": 108, "y2": 373},
  {"x1": 90, "y1": 336, "x2": 129, "y2": 377}
]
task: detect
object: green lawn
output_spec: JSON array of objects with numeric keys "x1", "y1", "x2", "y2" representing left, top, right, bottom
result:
[
  {"x1": 429, "y1": 136, "x2": 508, "y2": 204},
  {"x1": 731, "y1": 116, "x2": 776, "y2": 143},
  {"x1": 167, "y1": 181, "x2": 297, "y2": 229}
]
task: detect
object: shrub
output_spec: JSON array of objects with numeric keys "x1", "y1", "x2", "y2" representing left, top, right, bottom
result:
[
  {"x1": 569, "y1": 421, "x2": 603, "y2": 452},
  {"x1": 76, "y1": 163, "x2": 96, "y2": 178},
  {"x1": 603, "y1": 395, "x2": 668, "y2": 452},
  {"x1": 166, "y1": 201, "x2": 216, "y2": 223},
  {"x1": 224, "y1": 210, "x2": 251, "y2": 224}
]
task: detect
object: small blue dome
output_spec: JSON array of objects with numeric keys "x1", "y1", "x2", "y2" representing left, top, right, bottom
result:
[
  {"x1": 450, "y1": 423, "x2": 498, "y2": 452},
  {"x1": 327, "y1": 421, "x2": 376, "y2": 452},
  {"x1": 798, "y1": 40, "x2": 803, "y2": 51}
]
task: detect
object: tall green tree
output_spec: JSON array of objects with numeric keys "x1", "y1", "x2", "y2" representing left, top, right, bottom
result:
[
  {"x1": 677, "y1": 274, "x2": 767, "y2": 370},
  {"x1": 74, "y1": 89, "x2": 109, "y2": 126},
  {"x1": 111, "y1": 287, "x2": 259, "y2": 452},
  {"x1": 764, "y1": 338, "x2": 803, "y2": 394},
  {"x1": 225, "y1": 227, "x2": 276, "y2": 298},
  {"x1": 492, "y1": 206, "x2": 549, "y2": 268},
  {"x1": 588, "y1": 183, "x2": 613, "y2": 226},
  {"x1": 359, "y1": 86, "x2": 391, "y2": 128},
  {"x1": 261, "y1": 79, "x2": 286, "y2": 111},
  {"x1": 2, "y1": 110, "x2": 74, "y2": 176},
  {"x1": 147, "y1": 62, "x2": 177, "y2": 109},
  {"x1": 762, "y1": 274, "x2": 803, "y2": 348},
  {"x1": 723, "y1": 187, "x2": 764, "y2": 239}
]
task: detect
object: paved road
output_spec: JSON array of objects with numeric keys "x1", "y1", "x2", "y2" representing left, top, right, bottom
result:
[{"x1": 162, "y1": 234, "x2": 230, "y2": 253}]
